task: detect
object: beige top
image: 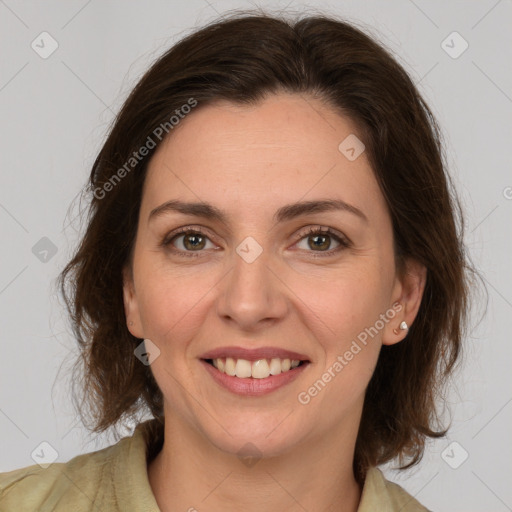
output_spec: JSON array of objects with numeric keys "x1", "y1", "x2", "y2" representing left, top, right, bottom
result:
[{"x1": 0, "y1": 420, "x2": 429, "y2": 511}]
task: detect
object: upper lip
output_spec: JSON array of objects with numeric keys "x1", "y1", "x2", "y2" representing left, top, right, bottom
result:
[{"x1": 200, "y1": 346, "x2": 310, "y2": 362}]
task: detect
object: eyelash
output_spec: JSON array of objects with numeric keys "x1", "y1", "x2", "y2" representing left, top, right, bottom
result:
[{"x1": 161, "y1": 225, "x2": 351, "y2": 259}]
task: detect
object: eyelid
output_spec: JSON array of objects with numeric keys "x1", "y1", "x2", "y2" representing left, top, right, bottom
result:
[
  {"x1": 161, "y1": 225, "x2": 217, "y2": 246},
  {"x1": 291, "y1": 225, "x2": 350, "y2": 245},
  {"x1": 162, "y1": 224, "x2": 351, "y2": 256}
]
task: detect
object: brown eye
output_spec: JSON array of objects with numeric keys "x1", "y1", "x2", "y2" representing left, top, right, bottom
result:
[
  {"x1": 163, "y1": 228, "x2": 216, "y2": 257},
  {"x1": 180, "y1": 232, "x2": 207, "y2": 251},
  {"x1": 294, "y1": 227, "x2": 350, "y2": 256},
  {"x1": 306, "y1": 233, "x2": 334, "y2": 251}
]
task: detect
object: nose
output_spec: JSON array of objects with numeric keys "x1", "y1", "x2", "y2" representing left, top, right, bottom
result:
[{"x1": 215, "y1": 245, "x2": 289, "y2": 331}]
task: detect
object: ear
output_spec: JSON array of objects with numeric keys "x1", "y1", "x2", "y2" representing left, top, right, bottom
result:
[
  {"x1": 382, "y1": 257, "x2": 427, "y2": 346},
  {"x1": 122, "y1": 265, "x2": 144, "y2": 339}
]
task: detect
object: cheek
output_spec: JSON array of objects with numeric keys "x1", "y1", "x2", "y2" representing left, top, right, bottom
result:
[
  {"x1": 294, "y1": 270, "x2": 387, "y2": 411},
  {"x1": 134, "y1": 257, "x2": 220, "y2": 347},
  {"x1": 289, "y1": 262, "x2": 390, "y2": 344},
  {"x1": 288, "y1": 264, "x2": 392, "y2": 407}
]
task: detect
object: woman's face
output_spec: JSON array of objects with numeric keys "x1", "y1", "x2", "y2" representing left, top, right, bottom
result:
[{"x1": 124, "y1": 92, "x2": 424, "y2": 458}]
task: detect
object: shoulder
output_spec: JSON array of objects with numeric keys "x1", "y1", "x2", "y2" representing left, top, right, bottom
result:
[
  {"x1": 359, "y1": 467, "x2": 432, "y2": 512},
  {"x1": 0, "y1": 425, "x2": 153, "y2": 512}
]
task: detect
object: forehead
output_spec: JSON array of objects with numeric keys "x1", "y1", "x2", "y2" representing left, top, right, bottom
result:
[{"x1": 142, "y1": 93, "x2": 384, "y2": 222}]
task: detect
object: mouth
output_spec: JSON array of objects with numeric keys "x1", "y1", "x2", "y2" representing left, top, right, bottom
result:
[
  {"x1": 199, "y1": 349, "x2": 311, "y2": 396},
  {"x1": 202, "y1": 357, "x2": 309, "y2": 379},
  {"x1": 199, "y1": 346, "x2": 311, "y2": 395}
]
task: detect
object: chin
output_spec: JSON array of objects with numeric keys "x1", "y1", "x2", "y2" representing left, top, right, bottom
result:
[
  {"x1": 200, "y1": 415, "x2": 306, "y2": 460},
  {"x1": 214, "y1": 433, "x2": 297, "y2": 460}
]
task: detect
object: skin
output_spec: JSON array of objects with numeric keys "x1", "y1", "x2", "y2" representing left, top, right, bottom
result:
[{"x1": 123, "y1": 92, "x2": 426, "y2": 512}]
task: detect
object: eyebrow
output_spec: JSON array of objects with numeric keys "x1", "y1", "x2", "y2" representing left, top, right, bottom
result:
[{"x1": 148, "y1": 198, "x2": 368, "y2": 225}]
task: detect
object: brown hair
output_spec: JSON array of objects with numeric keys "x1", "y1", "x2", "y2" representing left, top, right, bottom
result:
[{"x1": 59, "y1": 9, "x2": 479, "y2": 481}]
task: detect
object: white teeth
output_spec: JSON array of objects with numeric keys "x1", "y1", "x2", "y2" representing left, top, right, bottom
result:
[
  {"x1": 210, "y1": 357, "x2": 303, "y2": 379},
  {"x1": 235, "y1": 359, "x2": 252, "y2": 378},
  {"x1": 252, "y1": 359, "x2": 270, "y2": 379},
  {"x1": 269, "y1": 358, "x2": 282, "y2": 375},
  {"x1": 225, "y1": 357, "x2": 236, "y2": 376}
]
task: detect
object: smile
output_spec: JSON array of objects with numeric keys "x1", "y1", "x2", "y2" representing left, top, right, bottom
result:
[
  {"x1": 206, "y1": 357, "x2": 305, "y2": 379},
  {"x1": 201, "y1": 357, "x2": 310, "y2": 396}
]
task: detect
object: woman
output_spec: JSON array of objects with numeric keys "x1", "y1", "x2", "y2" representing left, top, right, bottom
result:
[{"x1": 0, "y1": 10, "x2": 474, "y2": 511}]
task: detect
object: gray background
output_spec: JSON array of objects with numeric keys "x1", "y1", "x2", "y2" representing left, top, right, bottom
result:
[{"x1": 0, "y1": 1, "x2": 511, "y2": 510}]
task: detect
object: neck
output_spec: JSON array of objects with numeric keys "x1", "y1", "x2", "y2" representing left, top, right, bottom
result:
[{"x1": 148, "y1": 414, "x2": 362, "y2": 512}]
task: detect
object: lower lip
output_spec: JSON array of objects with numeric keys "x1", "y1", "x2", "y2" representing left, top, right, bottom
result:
[{"x1": 200, "y1": 359, "x2": 309, "y2": 396}]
